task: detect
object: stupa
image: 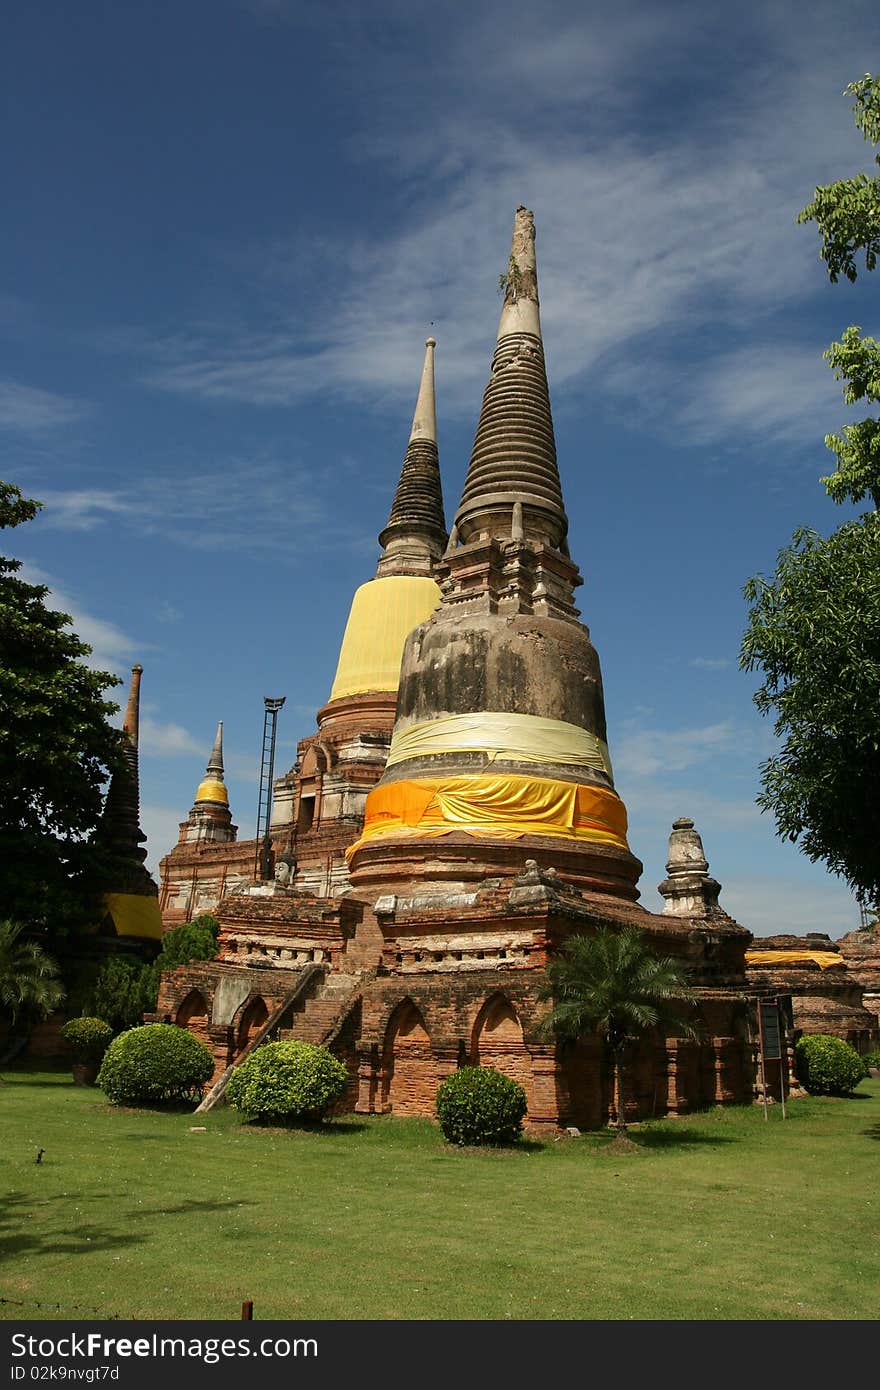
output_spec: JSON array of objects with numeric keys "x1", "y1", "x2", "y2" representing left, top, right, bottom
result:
[
  {"x1": 348, "y1": 207, "x2": 640, "y2": 901},
  {"x1": 158, "y1": 721, "x2": 253, "y2": 926},
  {"x1": 157, "y1": 211, "x2": 771, "y2": 1126},
  {"x1": 94, "y1": 664, "x2": 163, "y2": 946}
]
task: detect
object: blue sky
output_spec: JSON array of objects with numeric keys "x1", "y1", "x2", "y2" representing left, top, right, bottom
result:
[{"x1": 3, "y1": 0, "x2": 877, "y2": 935}]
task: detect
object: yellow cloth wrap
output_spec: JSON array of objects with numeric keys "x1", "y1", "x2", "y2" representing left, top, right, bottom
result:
[
  {"x1": 328, "y1": 576, "x2": 441, "y2": 701},
  {"x1": 386, "y1": 711, "x2": 613, "y2": 779},
  {"x1": 194, "y1": 778, "x2": 228, "y2": 805},
  {"x1": 104, "y1": 892, "x2": 164, "y2": 942},
  {"x1": 746, "y1": 950, "x2": 845, "y2": 970},
  {"x1": 346, "y1": 773, "x2": 630, "y2": 861}
]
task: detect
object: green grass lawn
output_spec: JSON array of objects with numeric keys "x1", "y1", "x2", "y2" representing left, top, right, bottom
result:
[{"x1": 1, "y1": 1064, "x2": 877, "y2": 1321}]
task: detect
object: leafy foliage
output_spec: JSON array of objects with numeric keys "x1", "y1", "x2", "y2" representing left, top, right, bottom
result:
[
  {"x1": 60, "y1": 1016, "x2": 113, "y2": 1062},
  {"x1": 821, "y1": 327, "x2": 880, "y2": 508},
  {"x1": 0, "y1": 920, "x2": 66, "y2": 1027},
  {"x1": 797, "y1": 75, "x2": 880, "y2": 283},
  {"x1": 795, "y1": 1034, "x2": 867, "y2": 1096},
  {"x1": 435, "y1": 1066, "x2": 526, "y2": 1146},
  {"x1": 741, "y1": 518, "x2": 880, "y2": 899},
  {"x1": 70, "y1": 917, "x2": 220, "y2": 1034},
  {"x1": 155, "y1": 916, "x2": 220, "y2": 972},
  {"x1": 539, "y1": 927, "x2": 695, "y2": 1131},
  {"x1": 0, "y1": 481, "x2": 124, "y2": 932},
  {"x1": 226, "y1": 1041, "x2": 348, "y2": 1123},
  {"x1": 742, "y1": 75, "x2": 880, "y2": 903},
  {"x1": 97, "y1": 1022, "x2": 214, "y2": 1105},
  {"x1": 74, "y1": 955, "x2": 160, "y2": 1033}
]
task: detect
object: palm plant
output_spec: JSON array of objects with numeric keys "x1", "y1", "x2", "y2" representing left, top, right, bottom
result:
[
  {"x1": 0, "y1": 920, "x2": 66, "y2": 1029},
  {"x1": 539, "y1": 926, "x2": 697, "y2": 1133}
]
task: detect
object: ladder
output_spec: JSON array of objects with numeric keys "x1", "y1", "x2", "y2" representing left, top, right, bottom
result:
[{"x1": 254, "y1": 696, "x2": 285, "y2": 880}]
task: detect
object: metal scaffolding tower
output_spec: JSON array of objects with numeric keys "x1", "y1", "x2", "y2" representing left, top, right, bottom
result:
[{"x1": 254, "y1": 696, "x2": 286, "y2": 880}]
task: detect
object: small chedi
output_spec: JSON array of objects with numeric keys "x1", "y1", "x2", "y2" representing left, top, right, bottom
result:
[
  {"x1": 159, "y1": 722, "x2": 252, "y2": 926},
  {"x1": 155, "y1": 209, "x2": 870, "y2": 1126}
]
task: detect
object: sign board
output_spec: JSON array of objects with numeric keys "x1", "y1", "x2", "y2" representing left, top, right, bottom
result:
[{"x1": 759, "y1": 1001, "x2": 783, "y2": 1060}]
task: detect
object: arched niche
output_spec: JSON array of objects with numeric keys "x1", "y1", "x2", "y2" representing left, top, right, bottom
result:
[
  {"x1": 237, "y1": 995, "x2": 269, "y2": 1052},
  {"x1": 176, "y1": 988, "x2": 208, "y2": 1025},
  {"x1": 176, "y1": 989, "x2": 210, "y2": 1050},
  {"x1": 471, "y1": 994, "x2": 532, "y2": 1103},
  {"x1": 382, "y1": 999, "x2": 436, "y2": 1117}
]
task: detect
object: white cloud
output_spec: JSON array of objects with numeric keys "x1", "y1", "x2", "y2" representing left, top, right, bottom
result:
[
  {"x1": 16, "y1": 562, "x2": 139, "y2": 675},
  {"x1": 140, "y1": 803, "x2": 185, "y2": 877},
  {"x1": 116, "y1": 2, "x2": 875, "y2": 442},
  {"x1": 614, "y1": 720, "x2": 735, "y2": 778},
  {"x1": 0, "y1": 379, "x2": 89, "y2": 435},
  {"x1": 670, "y1": 344, "x2": 864, "y2": 448},
  {"x1": 32, "y1": 489, "x2": 144, "y2": 532},
  {"x1": 723, "y1": 874, "x2": 859, "y2": 938},
  {"x1": 689, "y1": 657, "x2": 732, "y2": 671},
  {"x1": 139, "y1": 716, "x2": 203, "y2": 758},
  {"x1": 623, "y1": 782, "x2": 762, "y2": 836},
  {"x1": 33, "y1": 459, "x2": 373, "y2": 559}
]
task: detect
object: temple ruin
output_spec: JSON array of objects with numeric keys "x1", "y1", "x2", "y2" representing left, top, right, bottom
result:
[{"x1": 153, "y1": 208, "x2": 875, "y2": 1126}]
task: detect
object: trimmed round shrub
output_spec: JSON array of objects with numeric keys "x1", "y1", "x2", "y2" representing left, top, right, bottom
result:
[
  {"x1": 60, "y1": 1016, "x2": 113, "y2": 1063},
  {"x1": 226, "y1": 1041, "x2": 348, "y2": 1123},
  {"x1": 97, "y1": 1023, "x2": 214, "y2": 1105},
  {"x1": 435, "y1": 1066, "x2": 527, "y2": 1146},
  {"x1": 795, "y1": 1034, "x2": 867, "y2": 1096}
]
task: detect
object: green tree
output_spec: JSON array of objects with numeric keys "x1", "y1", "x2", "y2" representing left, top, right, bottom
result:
[
  {"x1": 741, "y1": 75, "x2": 880, "y2": 905},
  {"x1": 76, "y1": 955, "x2": 159, "y2": 1034},
  {"x1": 72, "y1": 916, "x2": 222, "y2": 1032},
  {"x1": 797, "y1": 74, "x2": 880, "y2": 283},
  {"x1": 741, "y1": 519, "x2": 880, "y2": 900},
  {"x1": 0, "y1": 482, "x2": 124, "y2": 932},
  {"x1": 155, "y1": 915, "x2": 220, "y2": 972},
  {"x1": 538, "y1": 927, "x2": 696, "y2": 1133},
  {"x1": 0, "y1": 920, "x2": 66, "y2": 1030}
]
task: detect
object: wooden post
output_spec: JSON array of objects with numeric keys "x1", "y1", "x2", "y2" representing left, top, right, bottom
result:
[{"x1": 241, "y1": 1299, "x2": 253, "y2": 1320}]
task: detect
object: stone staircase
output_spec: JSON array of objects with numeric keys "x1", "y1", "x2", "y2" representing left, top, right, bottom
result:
[{"x1": 280, "y1": 971, "x2": 362, "y2": 1046}]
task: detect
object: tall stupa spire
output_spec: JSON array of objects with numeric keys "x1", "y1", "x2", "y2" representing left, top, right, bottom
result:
[
  {"x1": 95, "y1": 664, "x2": 163, "y2": 943},
  {"x1": 377, "y1": 336, "x2": 447, "y2": 576},
  {"x1": 270, "y1": 338, "x2": 447, "y2": 852},
  {"x1": 325, "y1": 339, "x2": 445, "y2": 705},
  {"x1": 122, "y1": 662, "x2": 142, "y2": 747},
  {"x1": 101, "y1": 664, "x2": 147, "y2": 864},
  {"x1": 453, "y1": 207, "x2": 567, "y2": 552},
  {"x1": 208, "y1": 719, "x2": 224, "y2": 776},
  {"x1": 348, "y1": 210, "x2": 641, "y2": 902}
]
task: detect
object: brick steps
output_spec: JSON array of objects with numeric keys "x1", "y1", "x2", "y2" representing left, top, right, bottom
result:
[{"x1": 279, "y1": 973, "x2": 361, "y2": 1046}]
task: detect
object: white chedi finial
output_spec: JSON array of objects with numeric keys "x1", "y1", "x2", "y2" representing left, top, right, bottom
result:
[
  {"x1": 409, "y1": 337, "x2": 437, "y2": 444},
  {"x1": 207, "y1": 720, "x2": 224, "y2": 778},
  {"x1": 496, "y1": 206, "x2": 542, "y2": 341}
]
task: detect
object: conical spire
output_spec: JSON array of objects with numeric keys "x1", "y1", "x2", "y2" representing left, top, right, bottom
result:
[
  {"x1": 453, "y1": 207, "x2": 568, "y2": 551},
  {"x1": 207, "y1": 720, "x2": 224, "y2": 778},
  {"x1": 195, "y1": 720, "x2": 229, "y2": 807},
  {"x1": 408, "y1": 336, "x2": 437, "y2": 444},
  {"x1": 95, "y1": 665, "x2": 162, "y2": 941},
  {"x1": 123, "y1": 663, "x2": 142, "y2": 747},
  {"x1": 99, "y1": 664, "x2": 148, "y2": 866},
  {"x1": 377, "y1": 337, "x2": 447, "y2": 574}
]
